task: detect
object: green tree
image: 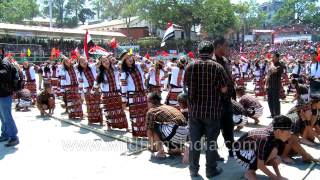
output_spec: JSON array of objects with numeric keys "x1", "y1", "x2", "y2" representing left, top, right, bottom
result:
[
  {"x1": 121, "y1": 0, "x2": 139, "y2": 38},
  {"x1": 78, "y1": 8, "x2": 96, "y2": 25},
  {"x1": 198, "y1": 0, "x2": 236, "y2": 38},
  {"x1": 0, "y1": 0, "x2": 39, "y2": 23},
  {"x1": 273, "y1": 0, "x2": 319, "y2": 28},
  {"x1": 65, "y1": 0, "x2": 85, "y2": 22},
  {"x1": 138, "y1": 0, "x2": 203, "y2": 41},
  {"x1": 43, "y1": 0, "x2": 67, "y2": 27}
]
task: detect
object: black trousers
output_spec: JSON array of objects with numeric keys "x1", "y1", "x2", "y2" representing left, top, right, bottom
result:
[
  {"x1": 189, "y1": 117, "x2": 220, "y2": 174},
  {"x1": 220, "y1": 102, "x2": 234, "y2": 150},
  {"x1": 267, "y1": 88, "x2": 281, "y2": 116}
]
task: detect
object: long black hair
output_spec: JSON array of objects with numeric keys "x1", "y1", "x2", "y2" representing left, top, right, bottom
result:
[
  {"x1": 97, "y1": 62, "x2": 114, "y2": 84},
  {"x1": 121, "y1": 57, "x2": 136, "y2": 73},
  {"x1": 44, "y1": 64, "x2": 50, "y2": 73}
]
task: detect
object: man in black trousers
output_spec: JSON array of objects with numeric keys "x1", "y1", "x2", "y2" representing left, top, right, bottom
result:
[
  {"x1": 266, "y1": 52, "x2": 284, "y2": 118},
  {"x1": 213, "y1": 37, "x2": 236, "y2": 158},
  {"x1": 185, "y1": 41, "x2": 228, "y2": 178}
]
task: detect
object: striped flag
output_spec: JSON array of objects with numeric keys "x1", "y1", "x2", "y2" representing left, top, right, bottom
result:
[
  {"x1": 161, "y1": 22, "x2": 175, "y2": 47},
  {"x1": 84, "y1": 29, "x2": 92, "y2": 60}
]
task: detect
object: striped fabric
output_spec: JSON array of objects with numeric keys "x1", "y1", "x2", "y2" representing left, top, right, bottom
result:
[
  {"x1": 65, "y1": 85, "x2": 83, "y2": 119},
  {"x1": 24, "y1": 81, "x2": 37, "y2": 98},
  {"x1": 84, "y1": 90, "x2": 103, "y2": 124},
  {"x1": 184, "y1": 58, "x2": 229, "y2": 120},
  {"x1": 165, "y1": 86, "x2": 183, "y2": 108},
  {"x1": 158, "y1": 123, "x2": 188, "y2": 146},
  {"x1": 102, "y1": 92, "x2": 128, "y2": 129},
  {"x1": 233, "y1": 149, "x2": 256, "y2": 170},
  {"x1": 128, "y1": 91, "x2": 148, "y2": 137}
]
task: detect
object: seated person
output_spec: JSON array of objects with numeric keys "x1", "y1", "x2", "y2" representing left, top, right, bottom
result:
[
  {"x1": 15, "y1": 88, "x2": 32, "y2": 112},
  {"x1": 37, "y1": 82, "x2": 55, "y2": 116},
  {"x1": 281, "y1": 101, "x2": 320, "y2": 164},
  {"x1": 146, "y1": 93, "x2": 188, "y2": 159},
  {"x1": 311, "y1": 100, "x2": 320, "y2": 134},
  {"x1": 231, "y1": 99, "x2": 248, "y2": 131},
  {"x1": 236, "y1": 86, "x2": 263, "y2": 124},
  {"x1": 233, "y1": 115, "x2": 292, "y2": 180}
]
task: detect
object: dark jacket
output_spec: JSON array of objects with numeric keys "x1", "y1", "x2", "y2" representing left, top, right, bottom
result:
[{"x1": 0, "y1": 58, "x2": 17, "y2": 97}]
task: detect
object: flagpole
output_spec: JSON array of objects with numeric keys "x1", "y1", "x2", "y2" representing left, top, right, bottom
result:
[{"x1": 49, "y1": 0, "x2": 52, "y2": 29}]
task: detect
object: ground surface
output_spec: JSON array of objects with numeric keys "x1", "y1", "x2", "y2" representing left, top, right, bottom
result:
[{"x1": 0, "y1": 81, "x2": 319, "y2": 180}]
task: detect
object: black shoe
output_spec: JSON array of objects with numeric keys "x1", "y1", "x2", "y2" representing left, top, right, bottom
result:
[
  {"x1": 0, "y1": 136, "x2": 9, "y2": 142},
  {"x1": 5, "y1": 138, "x2": 19, "y2": 147},
  {"x1": 217, "y1": 156, "x2": 224, "y2": 161},
  {"x1": 190, "y1": 171, "x2": 199, "y2": 177},
  {"x1": 206, "y1": 167, "x2": 223, "y2": 178}
]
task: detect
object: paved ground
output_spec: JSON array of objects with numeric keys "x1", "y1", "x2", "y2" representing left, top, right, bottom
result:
[{"x1": 0, "y1": 81, "x2": 319, "y2": 180}]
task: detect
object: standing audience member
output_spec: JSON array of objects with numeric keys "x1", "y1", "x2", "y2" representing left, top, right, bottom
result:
[
  {"x1": 184, "y1": 41, "x2": 228, "y2": 178},
  {"x1": 266, "y1": 52, "x2": 284, "y2": 118},
  {"x1": 0, "y1": 55, "x2": 19, "y2": 147},
  {"x1": 213, "y1": 37, "x2": 236, "y2": 157}
]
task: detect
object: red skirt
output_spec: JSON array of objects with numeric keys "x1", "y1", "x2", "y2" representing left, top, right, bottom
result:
[
  {"x1": 102, "y1": 91, "x2": 128, "y2": 129},
  {"x1": 25, "y1": 81, "x2": 37, "y2": 98},
  {"x1": 128, "y1": 91, "x2": 148, "y2": 137},
  {"x1": 51, "y1": 78, "x2": 61, "y2": 96},
  {"x1": 85, "y1": 90, "x2": 103, "y2": 124},
  {"x1": 64, "y1": 85, "x2": 83, "y2": 119},
  {"x1": 254, "y1": 79, "x2": 266, "y2": 97},
  {"x1": 165, "y1": 86, "x2": 183, "y2": 109}
]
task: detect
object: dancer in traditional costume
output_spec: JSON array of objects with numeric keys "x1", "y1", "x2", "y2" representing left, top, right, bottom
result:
[
  {"x1": 37, "y1": 82, "x2": 55, "y2": 116},
  {"x1": 96, "y1": 55, "x2": 128, "y2": 130},
  {"x1": 120, "y1": 50, "x2": 148, "y2": 137},
  {"x1": 21, "y1": 58, "x2": 38, "y2": 104},
  {"x1": 147, "y1": 60, "x2": 166, "y2": 95},
  {"x1": 254, "y1": 62, "x2": 266, "y2": 97},
  {"x1": 165, "y1": 59, "x2": 186, "y2": 108},
  {"x1": 50, "y1": 62, "x2": 61, "y2": 96},
  {"x1": 59, "y1": 56, "x2": 83, "y2": 119},
  {"x1": 232, "y1": 59, "x2": 244, "y2": 86},
  {"x1": 42, "y1": 61, "x2": 52, "y2": 84},
  {"x1": 78, "y1": 56, "x2": 103, "y2": 125}
]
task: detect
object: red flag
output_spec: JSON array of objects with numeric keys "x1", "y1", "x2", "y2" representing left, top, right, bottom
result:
[
  {"x1": 109, "y1": 38, "x2": 118, "y2": 49},
  {"x1": 318, "y1": 55, "x2": 320, "y2": 62},
  {"x1": 55, "y1": 49, "x2": 60, "y2": 58},
  {"x1": 161, "y1": 51, "x2": 169, "y2": 57},
  {"x1": 145, "y1": 53, "x2": 150, "y2": 59},
  {"x1": 20, "y1": 53, "x2": 26, "y2": 57},
  {"x1": 84, "y1": 30, "x2": 92, "y2": 60},
  {"x1": 187, "y1": 51, "x2": 195, "y2": 59}
]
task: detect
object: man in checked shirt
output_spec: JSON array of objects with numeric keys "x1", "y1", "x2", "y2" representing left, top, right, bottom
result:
[{"x1": 184, "y1": 41, "x2": 228, "y2": 178}]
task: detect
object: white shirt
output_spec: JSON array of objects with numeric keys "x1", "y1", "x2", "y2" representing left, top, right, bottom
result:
[
  {"x1": 148, "y1": 68, "x2": 166, "y2": 86},
  {"x1": 310, "y1": 62, "x2": 320, "y2": 78},
  {"x1": 78, "y1": 64, "x2": 97, "y2": 90},
  {"x1": 97, "y1": 69, "x2": 121, "y2": 92},
  {"x1": 58, "y1": 65, "x2": 80, "y2": 88},
  {"x1": 169, "y1": 66, "x2": 184, "y2": 87},
  {"x1": 22, "y1": 66, "x2": 36, "y2": 81},
  {"x1": 120, "y1": 63, "x2": 146, "y2": 94}
]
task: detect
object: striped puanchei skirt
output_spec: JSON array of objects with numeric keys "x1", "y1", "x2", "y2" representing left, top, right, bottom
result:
[
  {"x1": 233, "y1": 114, "x2": 248, "y2": 126},
  {"x1": 165, "y1": 86, "x2": 183, "y2": 108},
  {"x1": 254, "y1": 79, "x2": 266, "y2": 96},
  {"x1": 155, "y1": 123, "x2": 189, "y2": 149},
  {"x1": 128, "y1": 91, "x2": 148, "y2": 137},
  {"x1": 25, "y1": 81, "x2": 37, "y2": 98},
  {"x1": 51, "y1": 78, "x2": 61, "y2": 96},
  {"x1": 64, "y1": 85, "x2": 83, "y2": 119},
  {"x1": 102, "y1": 91, "x2": 128, "y2": 129},
  {"x1": 233, "y1": 149, "x2": 257, "y2": 170},
  {"x1": 84, "y1": 90, "x2": 103, "y2": 124}
]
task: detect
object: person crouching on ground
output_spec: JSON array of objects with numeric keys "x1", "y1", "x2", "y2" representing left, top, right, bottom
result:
[
  {"x1": 146, "y1": 92, "x2": 189, "y2": 159},
  {"x1": 236, "y1": 86, "x2": 263, "y2": 124},
  {"x1": 233, "y1": 115, "x2": 292, "y2": 180},
  {"x1": 15, "y1": 88, "x2": 32, "y2": 112},
  {"x1": 37, "y1": 82, "x2": 55, "y2": 117}
]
